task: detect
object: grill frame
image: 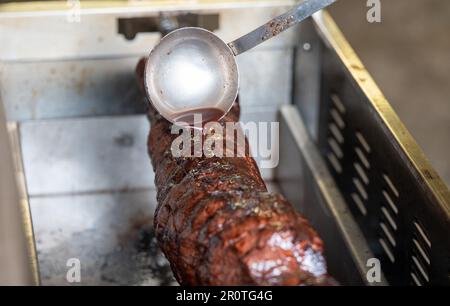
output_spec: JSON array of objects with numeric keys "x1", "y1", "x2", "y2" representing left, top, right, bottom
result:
[
  {"x1": 1, "y1": 1, "x2": 449, "y2": 285},
  {"x1": 294, "y1": 12, "x2": 450, "y2": 286}
]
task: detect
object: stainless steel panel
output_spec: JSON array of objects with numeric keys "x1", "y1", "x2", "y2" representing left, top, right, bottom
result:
[
  {"x1": 0, "y1": 2, "x2": 296, "y2": 61},
  {"x1": 0, "y1": 58, "x2": 146, "y2": 121},
  {"x1": 0, "y1": 1, "x2": 297, "y2": 122},
  {"x1": 310, "y1": 12, "x2": 450, "y2": 286},
  {"x1": 20, "y1": 109, "x2": 278, "y2": 198},
  {"x1": 20, "y1": 115, "x2": 152, "y2": 196},
  {"x1": 277, "y1": 105, "x2": 387, "y2": 285},
  {"x1": 30, "y1": 189, "x2": 176, "y2": 285},
  {"x1": 293, "y1": 18, "x2": 322, "y2": 140},
  {"x1": 241, "y1": 106, "x2": 280, "y2": 181},
  {"x1": 1, "y1": 49, "x2": 292, "y2": 121},
  {"x1": 22, "y1": 109, "x2": 280, "y2": 285},
  {"x1": 236, "y1": 48, "x2": 293, "y2": 108}
]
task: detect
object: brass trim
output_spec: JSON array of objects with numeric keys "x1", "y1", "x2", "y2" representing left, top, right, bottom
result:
[
  {"x1": 0, "y1": 0, "x2": 295, "y2": 14},
  {"x1": 313, "y1": 11, "x2": 450, "y2": 216}
]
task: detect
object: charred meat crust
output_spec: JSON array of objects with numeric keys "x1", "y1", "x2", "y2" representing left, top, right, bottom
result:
[{"x1": 136, "y1": 58, "x2": 335, "y2": 286}]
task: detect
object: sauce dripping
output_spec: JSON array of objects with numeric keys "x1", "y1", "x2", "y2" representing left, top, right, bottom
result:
[{"x1": 168, "y1": 107, "x2": 225, "y2": 127}]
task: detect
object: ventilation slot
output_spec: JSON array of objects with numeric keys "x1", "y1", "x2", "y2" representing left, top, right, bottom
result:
[
  {"x1": 382, "y1": 190, "x2": 398, "y2": 215},
  {"x1": 355, "y1": 147, "x2": 370, "y2": 169},
  {"x1": 331, "y1": 94, "x2": 346, "y2": 114},
  {"x1": 328, "y1": 137, "x2": 343, "y2": 159},
  {"x1": 356, "y1": 131, "x2": 371, "y2": 153},
  {"x1": 330, "y1": 109, "x2": 345, "y2": 129},
  {"x1": 327, "y1": 152, "x2": 342, "y2": 174},
  {"x1": 411, "y1": 272, "x2": 422, "y2": 286},
  {"x1": 379, "y1": 206, "x2": 398, "y2": 263},
  {"x1": 412, "y1": 256, "x2": 429, "y2": 282},
  {"x1": 349, "y1": 131, "x2": 371, "y2": 216},
  {"x1": 354, "y1": 162, "x2": 369, "y2": 185},
  {"x1": 383, "y1": 174, "x2": 400, "y2": 198},
  {"x1": 353, "y1": 177, "x2": 368, "y2": 200},
  {"x1": 380, "y1": 222, "x2": 396, "y2": 247},
  {"x1": 378, "y1": 174, "x2": 400, "y2": 265},
  {"x1": 351, "y1": 193, "x2": 367, "y2": 216},
  {"x1": 329, "y1": 123, "x2": 344, "y2": 144},
  {"x1": 326, "y1": 94, "x2": 346, "y2": 175},
  {"x1": 381, "y1": 206, "x2": 397, "y2": 231},
  {"x1": 414, "y1": 221, "x2": 431, "y2": 249},
  {"x1": 410, "y1": 221, "x2": 431, "y2": 286},
  {"x1": 379, "y1": 208, "x2": 397, "y2": 259},
  {"x1": 379, "y1": 238, "x2": 395, "y2": 263}
]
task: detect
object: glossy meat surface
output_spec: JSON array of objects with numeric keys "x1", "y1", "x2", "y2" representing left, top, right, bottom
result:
[{"x1": 137, "y1": 58, "x2": 334, "y2": 285}]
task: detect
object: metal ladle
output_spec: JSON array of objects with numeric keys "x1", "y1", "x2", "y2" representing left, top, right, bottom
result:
[{"x1": 144, "y1": 0, "x2": 337, "y2": 125}]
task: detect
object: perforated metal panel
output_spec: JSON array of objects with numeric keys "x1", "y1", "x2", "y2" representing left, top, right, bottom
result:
[{"x1": 302, "y1": 13, "x2": 450, "y2": 286}]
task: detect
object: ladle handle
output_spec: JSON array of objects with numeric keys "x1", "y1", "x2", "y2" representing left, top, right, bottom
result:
[{"x1": 227, "y1": 0, "x2": 336, "y2": 56}]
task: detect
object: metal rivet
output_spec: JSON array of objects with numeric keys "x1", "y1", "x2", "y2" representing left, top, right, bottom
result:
[{"x1": 303, "y1": 42, "x2": 311, "y2": 51}]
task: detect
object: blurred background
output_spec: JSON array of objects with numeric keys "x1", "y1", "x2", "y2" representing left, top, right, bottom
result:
[{"x1": 329, "y1": 0, "x2": 450, "y2": 185}]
